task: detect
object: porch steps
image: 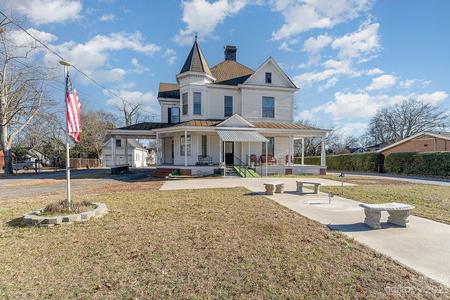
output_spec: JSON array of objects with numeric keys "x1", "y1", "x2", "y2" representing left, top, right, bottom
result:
[
  {"x1": 233, "y1": 166, "x2": 260, "y2": 177},
  {"x1": 225, "y1": 167, "x2": 239, "y2": 177},
  {"x1": 152, "y1": 168, "x2": 174, "y2": 178}
]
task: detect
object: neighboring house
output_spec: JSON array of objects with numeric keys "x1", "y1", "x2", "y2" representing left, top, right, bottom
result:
[
  {"x1": 109, "y1": 39, "x2": 328, "y2": 176},
  {"x1": 378, "y1": 131, "x2": 450, "y2": 156},
  {"x1": 102, "y1": 137, "x2": 148, "y2": 168}
]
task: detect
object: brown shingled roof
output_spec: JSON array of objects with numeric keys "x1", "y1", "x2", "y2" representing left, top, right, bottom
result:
[
  {"x1": 174, "y1": 119, "x2": 222, "y2": 127},
  {"x1": 210, "y1": 60, "x2": 254, "y2": 85},
  {"x1": 158, "y1": 83, "x2": 179, "y2": 99}
]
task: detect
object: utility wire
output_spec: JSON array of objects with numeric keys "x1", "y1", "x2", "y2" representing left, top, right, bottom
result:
[{"x1": 0, "y1": 10, "x2": 157, "y2": 119}]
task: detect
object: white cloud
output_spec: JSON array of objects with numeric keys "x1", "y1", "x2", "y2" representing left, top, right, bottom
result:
[
  {"x1": 306, "y1": 90, "x2": 448, "y2": 122},
  {"x1": 302, "y1": 34, "x2": 332, "y2": 53},
  {"x1": 8, "y1": 28, "x2": 58, "y2": 49},
  {"x1": 4, "y1": 0, "x2": 82, "y2": 24},
  {"x1": 416, "y1": 91, "x2": 448, "y2": 105},
  {"x1": 366, "y1": 74, "x2": 397, "y2": 91},
  {"x1": 93, "y1": 68, "x2": 126, "y2": 82},
  {"x1": 43, "y1": 32, "x2": 160, "y2": 82},
  {"x1": 331, "y1": 22, "x2": 380, "y2": 59},
  {"x1": 366, "y1": 68, "x2": 384, "y2": 75},
  {"x1": 99, "y1": 13, "x2": 116, "y2": 22},
  {"x1": 174, "y1": 0, "x2": 249, "y2": 45},
  {"x1": 130, "y1": 58, "x2": 149, "y2": 74},
  {"x1": 336, "y1": 122, "x2": 368, "y2": 138},
  {"x1": 106, "y1": 89, "x2": 160, "y2": 115},
  {"x1": 293, "y1": 59, "x2": 359, "y2": 88},
  {"x1": 164, "y1": 49, "x2": 177, "y2": 65},
  {"x1": 271, "y1": 0, "x2": 373, "y2": 40}
]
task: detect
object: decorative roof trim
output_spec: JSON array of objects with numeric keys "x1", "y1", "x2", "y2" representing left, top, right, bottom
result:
[{"x1": 243, "y1": 57, "x2": 298, "y2": 89}]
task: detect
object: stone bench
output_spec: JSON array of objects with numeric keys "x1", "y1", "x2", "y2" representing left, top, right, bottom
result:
[
  {"x1": 296, "y1": 181, "x2": 321, "y2": 194},
  {"x1": 264, "y1": 181, "x2": 284, "y2": 195},
  {"x1": 359, "y1": 202, "x2": 414, "y2": 229}
]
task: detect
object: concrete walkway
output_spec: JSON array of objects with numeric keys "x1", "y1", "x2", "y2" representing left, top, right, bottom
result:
[{"x1": 161, "y1": 178, "x2": 450, "y2": 288}]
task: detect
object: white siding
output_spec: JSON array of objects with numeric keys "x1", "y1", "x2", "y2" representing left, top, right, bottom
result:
[
  {"x1": 245, "y1": 60, "x2": 292, "y2": 87},
  {"x1": 241, "y1": 88, "x2": 294, "y2": 122}
]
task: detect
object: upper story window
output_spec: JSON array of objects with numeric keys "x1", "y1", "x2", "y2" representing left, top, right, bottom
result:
[
  {"x1": 115, "y1": 139, "x2": 121, "y2": 147},
  {"x1": 265, "y1": 72, "x2": 272, "y2": 84},
  {"x1": 262, "y1": 96, "x2": 275, "y2": 118},
  {"x1": 224, "y1": 96, "x2": 233, "y2": 117},
  {"x1": 168, "y1": 107, "x2": 180, "y2": 124},
  {"x1": 182, "y1": 93, "x2": 188, "y2": 115},
  {"x1": 193, "y1": 92, "x2": 202, "y2": 115}
]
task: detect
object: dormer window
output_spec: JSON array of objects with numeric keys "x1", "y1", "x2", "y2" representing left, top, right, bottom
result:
[{"x1": 265, "y1": 72, "x2": 272, "y2": 84}]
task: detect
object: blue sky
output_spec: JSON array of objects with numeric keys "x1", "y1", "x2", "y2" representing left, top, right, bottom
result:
[{"x1": 2, "y1": 0, "x2": 449, "y2": 137}]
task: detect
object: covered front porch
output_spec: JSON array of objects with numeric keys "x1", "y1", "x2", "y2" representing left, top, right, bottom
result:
[{"x1": 153, "y1": 126, "x2": 327, "y2": 177}]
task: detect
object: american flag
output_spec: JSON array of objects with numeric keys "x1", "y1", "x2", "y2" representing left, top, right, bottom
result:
[{"x1": 66, "y1": 72, "x2": 82, "y2": 143}]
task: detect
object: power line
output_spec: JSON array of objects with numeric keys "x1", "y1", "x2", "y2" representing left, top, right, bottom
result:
[{"x1": 0, "y1": 10, "x2": 157, "y2": 119}]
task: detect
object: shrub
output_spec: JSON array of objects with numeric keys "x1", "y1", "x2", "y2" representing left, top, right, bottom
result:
[
  {"x1": 385, "y1": 152, "x2": 450, "y2": 177},
  {"x1": 295, "y1": 152, "x2": 384, "y2": 172}
]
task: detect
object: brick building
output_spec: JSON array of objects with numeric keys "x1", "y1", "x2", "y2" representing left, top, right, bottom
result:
[{"x1": 378, "y1": 131, "x2": 450, "y2": 156}]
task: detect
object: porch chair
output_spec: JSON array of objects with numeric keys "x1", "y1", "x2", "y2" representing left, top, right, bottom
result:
[{"x1": 260, "y1": 154, "x2": 277, "y2": 165}]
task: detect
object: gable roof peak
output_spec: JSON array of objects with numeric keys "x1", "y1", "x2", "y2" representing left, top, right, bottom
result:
[{"x1": 179, "y1": 39, "x2": 212, "y2": 76}]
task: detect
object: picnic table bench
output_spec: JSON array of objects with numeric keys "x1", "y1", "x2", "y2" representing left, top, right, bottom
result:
[
  {"x1": 359, "y1": 202, "x2": 415, "y2": 229},
  {"x1": 296, "y1": 181, "x2": 321, "y2": 194},
  {"x1": 264, "y1": 181, "x2": 284, "y2": 195}
]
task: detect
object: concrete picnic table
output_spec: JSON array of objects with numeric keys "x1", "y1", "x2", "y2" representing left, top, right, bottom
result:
[{"x1": 264, "y1": 181, "x2": 284, "y2": 195}]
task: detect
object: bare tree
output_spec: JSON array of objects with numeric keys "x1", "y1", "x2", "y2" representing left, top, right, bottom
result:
[
  {"x1": 293, "y1": 120, "x2": 339, "y2": 156},
  {"x1": 116, "y1": 100, "x2": 154, "y2": 127},
  {"x1": 72, "y1": 110, "x2": 117, "y2": 158},
  {"x1": 0, "y1": 21, "x2": 53, "y2": 175},
  {"x1": 364, "y1": 99, "x2": 448, "y2": 145}
]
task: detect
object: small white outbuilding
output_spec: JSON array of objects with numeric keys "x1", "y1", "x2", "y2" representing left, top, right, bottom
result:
[{"x1": 102, "y1": 137, "x2": 148, "y2": 167}]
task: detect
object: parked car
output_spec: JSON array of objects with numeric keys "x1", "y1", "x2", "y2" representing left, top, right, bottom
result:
[{"x1": 13, "y1": 161, "x2": 35, "y2": 171}]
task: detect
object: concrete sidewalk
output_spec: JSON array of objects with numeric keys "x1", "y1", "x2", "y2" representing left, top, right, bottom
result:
[{"x1": 161, "y1": 178, "x2": 450, "y2": 287}]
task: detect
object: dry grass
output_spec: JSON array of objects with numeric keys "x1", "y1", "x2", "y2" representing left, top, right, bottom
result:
[
  {"x1": 0, "y1": 181, "x2": 447, "y2": 299},
  {"x1": 42, "y1": 200, "x2": 94, "y2": 216},
  {"x1": 322, "y1": 184, "x2": 450, "y2": 224}
]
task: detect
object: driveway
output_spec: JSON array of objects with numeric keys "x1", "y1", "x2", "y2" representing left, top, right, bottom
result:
[{"x1": 161, "y1": 177, "x2": 450, "y2": 288}]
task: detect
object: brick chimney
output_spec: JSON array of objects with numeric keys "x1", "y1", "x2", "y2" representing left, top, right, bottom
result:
[{"x1": 224, "y1": 45, "x2": 237, "y2": 61}]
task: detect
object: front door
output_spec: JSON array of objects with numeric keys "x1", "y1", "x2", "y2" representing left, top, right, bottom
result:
[{"x1": 225, "y1": 142, "x2": 234, "y2": 165}]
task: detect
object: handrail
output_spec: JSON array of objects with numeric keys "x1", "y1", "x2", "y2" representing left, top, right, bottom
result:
[{"x1": 232, "y1": 154, "x2": 249, "y2": 177}]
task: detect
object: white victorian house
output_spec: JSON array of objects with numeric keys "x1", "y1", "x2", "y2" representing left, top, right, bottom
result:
[{"x1": 109, "y1": 40, "x2": 328, "y2": 176}]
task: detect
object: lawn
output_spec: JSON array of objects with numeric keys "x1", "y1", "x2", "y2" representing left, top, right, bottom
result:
[
  {"x1": 321, "y1": 178, "x2": 450, "y2": 224},
  {"x1": 0, "y1": 180, "x2": 447, "y2": 298}
]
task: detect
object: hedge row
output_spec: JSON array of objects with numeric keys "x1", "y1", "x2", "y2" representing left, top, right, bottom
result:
[
  {"x1": 384, "y1": 152, "x2": 450, "y2": 177},
  {"x1": 294, "y1": 152, "x2": 384, "y2": 172}
]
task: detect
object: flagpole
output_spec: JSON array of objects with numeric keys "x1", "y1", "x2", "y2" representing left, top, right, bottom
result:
[{"x1": 60, "y1": 60, "x2": 72, "y2": 210}]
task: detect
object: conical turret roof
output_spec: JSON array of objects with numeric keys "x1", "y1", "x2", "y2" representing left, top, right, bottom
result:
[{"x1": 179, "y1": 38, "x2": 212, "y2": 76}]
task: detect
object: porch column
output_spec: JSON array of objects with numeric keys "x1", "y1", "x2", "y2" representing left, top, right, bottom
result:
[
  {"x1": 184, "y1": 129, "x2": 187, "y2": 167},
  {"x1": 247, "y1": 142, "x2": 250, "y2": 165},
  {"x1": 111, "y1": 135, "x2": 116, "y2": 167},
  {"x1": 320, "y1": 136, "x2": 326, "y2": 166},
  {"x1": 288, "y1": 134, "x2": 292, "y2": 166},
  {"x1": 265, "y1": 141, "x2": 268, "y2": 176},
  {"x1": 301, "y1": 138, "x2": 305, "y2": 165},
  {"x1": 223, "y1": 140, "x2": 226, "y2": 176},
  {"x1": 219, "y1": 138, "x2": 223, "y2": 163},
  {"x1": 155, "y1": 132, "x2": 159, "y2": 165},
  {"x1": 124, "y1": 138, "x2": 129, "y2": 166}
]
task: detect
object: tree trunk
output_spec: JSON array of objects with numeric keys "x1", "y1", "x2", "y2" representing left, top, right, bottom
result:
[{"x1": 1, "y1": 124, "x2": 13, "y2": 176}]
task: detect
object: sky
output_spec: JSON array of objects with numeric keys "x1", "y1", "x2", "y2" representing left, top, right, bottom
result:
[{"x1": 1, "y1": 0, "x2": 449, "y2": 137}]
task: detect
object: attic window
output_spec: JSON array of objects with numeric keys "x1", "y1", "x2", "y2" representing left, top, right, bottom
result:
[
  {"x1": 265, "y1": 72, "x2": 272, "y2": 84},
  {"x1": 115, "y1": 139, "x2": 121, "y2": 147}
]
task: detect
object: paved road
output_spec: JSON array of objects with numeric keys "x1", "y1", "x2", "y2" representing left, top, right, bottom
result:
[{"x1": 161, "y1": 178, "x2": 450, "y2": 288}]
